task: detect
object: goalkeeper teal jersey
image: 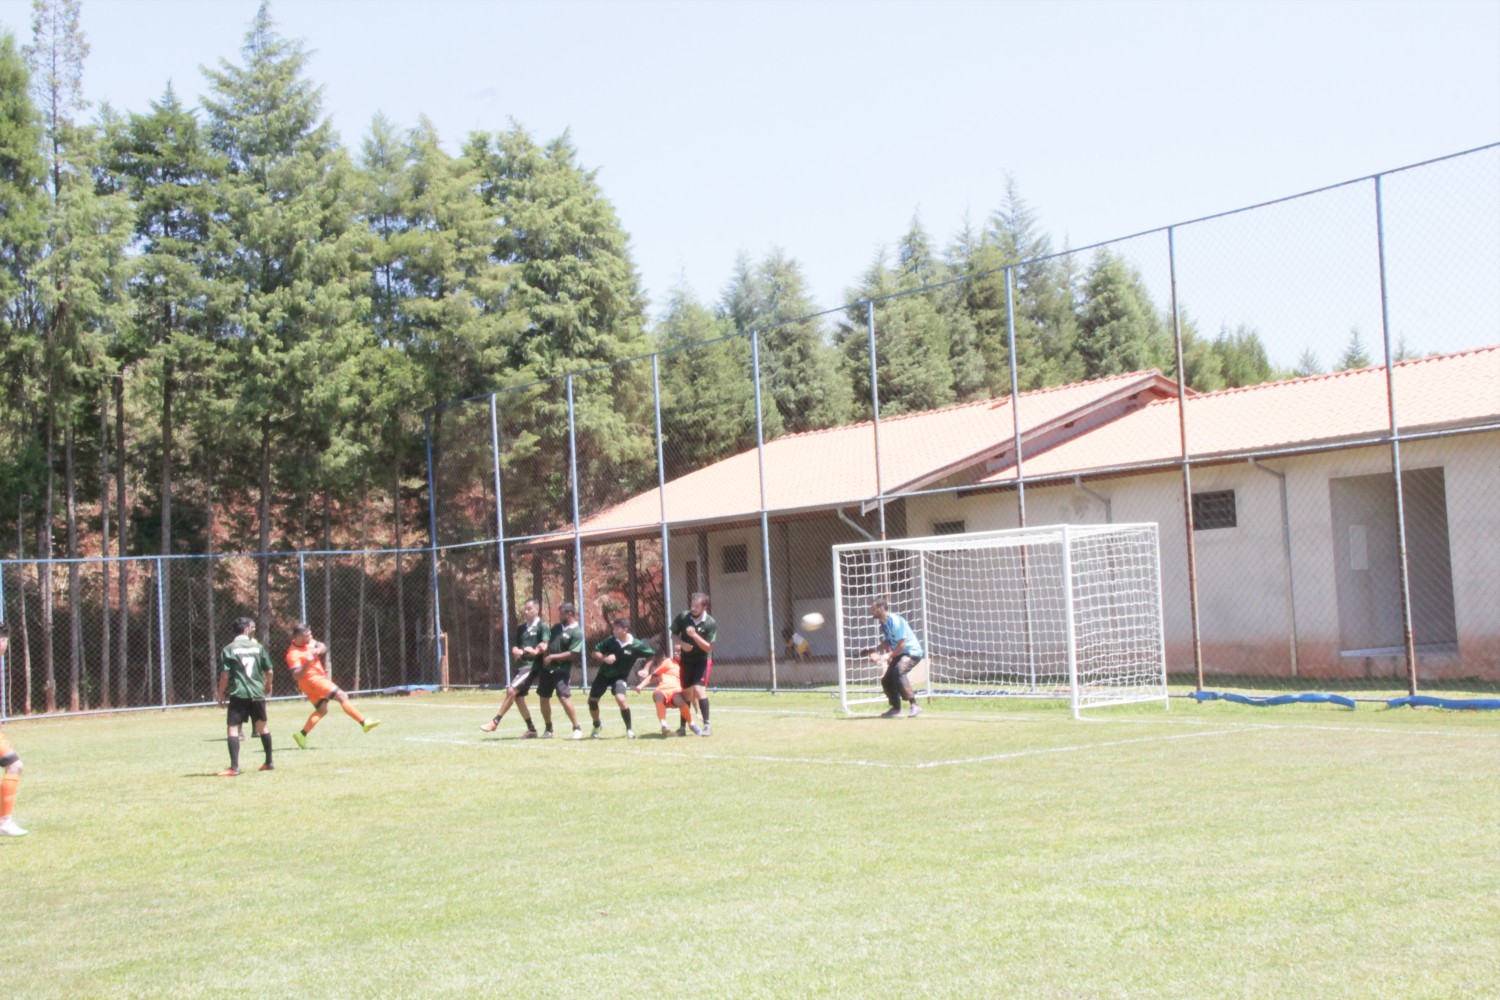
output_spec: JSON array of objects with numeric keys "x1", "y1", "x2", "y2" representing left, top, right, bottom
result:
[
  {"x1": 591, "y1": 635, "x2": 655, "y2": 681},
  {"x1": 219, "y1": 636, "x2": 274, "y2": 700}
]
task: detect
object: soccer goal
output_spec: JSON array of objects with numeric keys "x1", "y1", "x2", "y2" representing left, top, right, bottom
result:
[{"x1": 833, "y1": 523, "x2": 1168, "y2": 718}]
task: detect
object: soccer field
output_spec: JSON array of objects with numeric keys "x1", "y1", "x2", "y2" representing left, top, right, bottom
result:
[{"x1": 2, "y1": 691, "x2": 1496, "y2": 999}]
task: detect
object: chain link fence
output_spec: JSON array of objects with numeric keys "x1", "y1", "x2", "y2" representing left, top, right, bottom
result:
[
  {"x1": 5, "y1": 145, "x2": 1496, "y2": 717},
  {"x1": 1, "y1": 549, "x2": 434, "y2": 718},
  {"x1": 427, "y1": 145, "x2": 1499, "y2": 701}
]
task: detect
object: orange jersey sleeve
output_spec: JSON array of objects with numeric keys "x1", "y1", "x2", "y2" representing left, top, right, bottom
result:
[{"x1": 285, "y1": 645, "x2": 327, "y2": 678}]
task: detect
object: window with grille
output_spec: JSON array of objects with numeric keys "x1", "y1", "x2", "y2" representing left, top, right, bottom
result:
[
  {"x1": 1192, "y1": 490, "x2": 1237, "y2": 530},
  {"x1": 721, "y1": 543, "x2": 749, "y2": 574}
]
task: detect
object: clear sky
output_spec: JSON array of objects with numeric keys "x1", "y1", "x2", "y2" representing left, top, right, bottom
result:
[{"x1": 1, "y1": 0, "x2": 1497, "y2": 343}]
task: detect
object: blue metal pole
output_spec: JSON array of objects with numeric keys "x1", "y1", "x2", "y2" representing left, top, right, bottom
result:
[
  {"x1": 424, "y1": 409, "x2": 445, "y2": 686},
  {"x1": 566, "y1": 375, "x2": 588, "y2": 688},
  {"x1": 490, "y1": 392, "x2": 512, "y2": 685}
]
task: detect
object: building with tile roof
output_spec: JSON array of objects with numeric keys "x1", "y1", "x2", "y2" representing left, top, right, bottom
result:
[{"x1": 548, "y1": 347, "x2": 1499, "y2": 684}]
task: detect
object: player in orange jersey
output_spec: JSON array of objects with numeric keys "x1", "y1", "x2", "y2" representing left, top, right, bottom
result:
[
  {"x1": 286, "y1": 623, "x2": 380, "y2": 749},
  {"x1": 634, "y1": 641, "x2": 697, "y2": 737},
  {"x1": 0, "y1": 623, "x2": 26, "y2": 836}
]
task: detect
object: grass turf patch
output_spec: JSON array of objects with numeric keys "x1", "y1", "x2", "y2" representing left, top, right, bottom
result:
[{"x1": 1, "y1": 691, "x2": 1496, "y2": 998}]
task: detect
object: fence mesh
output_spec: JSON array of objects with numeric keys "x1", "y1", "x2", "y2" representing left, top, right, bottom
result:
[{"x1": 7, "y1": 147, "x2": 1498, "y2": 717}]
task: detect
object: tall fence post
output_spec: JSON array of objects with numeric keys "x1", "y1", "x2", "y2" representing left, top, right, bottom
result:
[
  {"x1": 751, "y1": 330, "x2": 777, "y2": 691},
  {"x1": 866, "y1": 300, "x2": 887, "y2": 539},
  {"x1": 1005, "y1": 266, "x2": 1026, "y2": 528},
  {"x1": 566, "y1": 374, "x2": 588, "y2": 687},
  {"x1": 1374, "y1": 173, "x2": 1420, "y2": 696},
  {"x1": 0, "y1": 561, "x2": 8, "y2": 722},
  {"x1": 1167, "y1": 226, "x2": 1205, "y2": 691},
  {"x1": 652, "y1": 355, "x2": 673, "y2": 636},
  {"x1": 490, "y1": 392, "x2": 512, "y2": 685},
  {"x1": 156, "y1": 557, "x2": 168, "y2": 708},
  {"x1": 424, "y1": 409, "x2": 445, "y2": 688}
]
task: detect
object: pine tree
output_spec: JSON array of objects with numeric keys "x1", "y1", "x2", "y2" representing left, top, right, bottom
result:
[
  {"x1": 1291, "y1": 348, "x2": 1324, "y2": 378},
  {"x1": 466, "y1": 123, "x2": 654, "y2": 533},
  {"x1": 1075, "y1": 249, "x2": 1172, "y2": 380},
  {"x1": 655, "y1": 283, "x2": 764, "y2": 478},
  {"x1": 839, "y1": 219, "x2": 957, "y2": 417},
  {"x1": 723, "y1": 249, "x2": 852, "y2": 433},
  {"x1": 1210, "y1": 323, "x2": 1273, "y2": 388},
  {"x1": 109, "y1": 84, "x2": 225, "y2": 560},
  {"x1": 202, "y1": 1, "x2": 369, "y2": 633},
  {"x1": 0, "y1": 29, "x2": 47, "y2": 715},
  {"x1": 1335, "y1": 328, "x2": 1372, "y2": 370}
]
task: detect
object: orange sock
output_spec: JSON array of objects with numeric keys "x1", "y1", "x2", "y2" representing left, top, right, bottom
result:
[
  {"x1": 340, "y1": 701, "x2": 366, "y2": 725},
  {"x1": 680, "y1": 705, "x2": 691, "y2": 723},
  {"x1": 304, "y1": 713, "x2": 323, "y2": 734},
  {"x1": 655, "y1": 701, "x2": 667, "y2": 723},
  {"x1": 1, "y1": 774, "x2": 17, "y2": 819}
]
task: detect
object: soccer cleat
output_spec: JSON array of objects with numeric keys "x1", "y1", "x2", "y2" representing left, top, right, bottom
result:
[
  {"x1": 908, "y1": 704, "x2": 923, "y2": 718},
  {"x1": 590, "y1": 725, "x2": 602, "y2": 740},
  {"x1": 521, "y1": 728, "x2": 539, "y2": 739},
  {"x1": 675, "y1": 725, "x2": 687, "y2": 737},
  {"x1": 293, "y1": 731, "x2": 308, "y2": 749},
  {"x1": 627, "y1": 729, "x2": 636, "y2": 739},
  {"x1": 880, "y1": 707, "x2": 901, "y2": 718},
  {"x1": 0, "y1": 818, "x2": 27, "y2": 837},
  {"x1": 259, "y1": 762, "x2": 274, "y2": 771},
  {"x1": 540, "y1": 730, "x2": 554, "y2": 739},
  {"x1": 660, "y1": 723, "x2": 672, "y2": 737},
  {"x1": 689, "y1": 723, "x2": 702, "y2": 736},
  {"x1": 362, "y1": 719, "x2": 381, "y2": 734},
  {"x1": 217, "y1": 768, "x2": 239, "y2": 777},
  {"x1": 700, "y1": 724, "x2": 711, "y2": 737},
  {"x1": 480, "y1": 718, "x2": 500, "y2": 733},
  {"x1": 571, "y1": 727, "x2": 584, "y2": 740}
]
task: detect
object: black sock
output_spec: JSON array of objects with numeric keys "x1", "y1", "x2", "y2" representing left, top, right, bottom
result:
[
  {"x1": 260, "y1": 733, "x2": 273, "y2": 765},
  {"x1": 700, "y1": 699, "x2": 710, "y2": 724},
  {"x1": 227, "y1": 736, "x2": 240, "y2": 770},
  {"x1": 621, "y1": 708, "x2": 632, "y2": 729},
  {"x1": 524, "y1": 719, "x2": 536, "y2": 731}
]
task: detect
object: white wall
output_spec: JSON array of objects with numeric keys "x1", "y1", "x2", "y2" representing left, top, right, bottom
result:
[{"x1": 903, "y1": 431, "x2": 1500, "y2": 680}]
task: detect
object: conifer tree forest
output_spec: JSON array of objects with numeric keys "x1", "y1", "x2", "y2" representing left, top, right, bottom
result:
[{"x1": 0, "y1": 0, "x2": 1300, "y2": 649}]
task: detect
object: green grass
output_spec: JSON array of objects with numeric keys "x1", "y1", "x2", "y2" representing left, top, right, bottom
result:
[{"x1": 2, "y1": 691, "x2": 1496, "y2": 999}]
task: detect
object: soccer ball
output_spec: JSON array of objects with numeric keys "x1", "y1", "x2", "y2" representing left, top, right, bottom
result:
[{"x1": 801, "y1": 612, "x2": 825, "y2": 632}]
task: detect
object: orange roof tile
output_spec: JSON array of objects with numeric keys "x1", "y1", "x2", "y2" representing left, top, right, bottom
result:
[
  {"x1": 982, "y1": 345, "x2": 1500, "y2": 482},
  {"x1": 569, "y1": 371, "x2": 1171, "y2": 539}
]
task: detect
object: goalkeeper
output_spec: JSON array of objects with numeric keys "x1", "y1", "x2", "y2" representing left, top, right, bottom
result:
[{"x1": 862, "y1": 600, "x2": 924, "y2": 718}]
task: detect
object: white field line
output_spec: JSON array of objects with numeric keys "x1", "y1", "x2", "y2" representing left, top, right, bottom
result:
[
  {"x1": 910, "y1": 726, "x2": 1258, "y2": 768},
  {"x1": 405, "y1": 725, "x2": 1260, "y2": 770},
  {"x1": 391, "y1": 700, "x2": 1493, "y2": 739}
]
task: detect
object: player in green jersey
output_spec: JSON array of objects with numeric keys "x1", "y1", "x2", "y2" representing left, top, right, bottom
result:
[
  {"x1": 587, "y1": 618, "x2": 655, "y2": 739},
  {"x1": 538, "y1": 602, "x2": 585, "y2": 739},
  {"x1": 481, "y1": 599, "x2": 548, "y2": 737},
  {"x1": 670, "y1": 592, "x2": 717, "y2": 736},
  {"x1": 215, "y1": 617, "x2": 276, "y2": 775}
]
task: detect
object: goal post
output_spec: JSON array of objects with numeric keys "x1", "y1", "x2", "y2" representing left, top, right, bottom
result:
[{"x1": 834, "y1": 523, "x2": 1169, "y2": 718}]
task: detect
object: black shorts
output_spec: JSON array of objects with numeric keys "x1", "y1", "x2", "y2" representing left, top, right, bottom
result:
[
  {"x1": 0, "y1": 752, "x2": 18, "y2": 768},
  {"x1": 226, "y1": 696, "x2": 268, "y2": 727},
  {"x1": 509, "y1": 665, "x2": 537, "y2": 696},
  {"x1": 589, "y1": 675, "x2": 629, "y2": 701},
  {"x1": 886, "y1": 654, "x2": 921, "y2": 677},
  {"x1": 681, "y1": 658, "x2": 711, "y2": 688},
  {"x1": 537, "y1": 669, "x2": 571, "y2": 699}
]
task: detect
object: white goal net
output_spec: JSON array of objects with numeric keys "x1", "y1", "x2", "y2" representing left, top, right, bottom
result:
[{"x1": 834, "y1": 523, "x2": 1168, "y2": 717}]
